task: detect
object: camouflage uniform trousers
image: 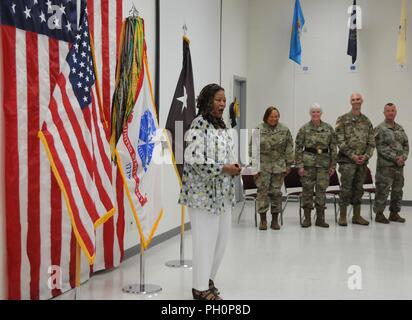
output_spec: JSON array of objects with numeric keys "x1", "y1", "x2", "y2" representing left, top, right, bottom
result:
[
  {"x1": 338, "y1": 163, "x2": 367, "y2": 206},
  {"x1": 300, "y1": 167, "x2": 329, "y2": 210},
  {"x1": 254, "y1": 171, "x2": 284, "y2": 214},
  {"x1": 373, "y1": 166, "x2": 404, "y2": 214}
]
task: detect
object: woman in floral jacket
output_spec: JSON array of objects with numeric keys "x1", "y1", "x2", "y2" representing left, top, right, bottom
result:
[{"x1": 179, "y1": 83, "x2": 241, "y2": 300}]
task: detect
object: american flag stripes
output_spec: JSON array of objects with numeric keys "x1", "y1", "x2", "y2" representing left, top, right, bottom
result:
[
  {"x1": 1, "y1": 0, "x2": 80, "y2": 300},
  {"x1": 38, "y1": 11, "x2": 115, "y2": 265},
  {"x1": 1, "y1": 0, "x2": 124, "y2": 299},
  {"x1": 87, "y1": 0, "x2": 125, "y2": 273}
]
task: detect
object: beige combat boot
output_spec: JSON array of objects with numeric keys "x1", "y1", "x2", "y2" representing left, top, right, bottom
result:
[
  {"x1": 270, "y1": 213, "x2": 281, "y2": 230},
  {"x1": 259, "y1": 213, "x2": 267, "y2": 230},
  {"x1": 315, "y1": 209, "x2": 329, "y2": 228},
  {"x1": 352, "y1": 204, "x2": 369, "y2": 226},
  {"x1": 389, "y1": 212, "x2": 406, "y2": 223},
  {"x1": 375, "y1": 211, "x2": 390, "y2": 224},
  {"x1": 338, "y1": 206, "x2": 348, "y2": 226},
  {"x1": 301, "y1": 208, "x2": 312, "y2": 228}
]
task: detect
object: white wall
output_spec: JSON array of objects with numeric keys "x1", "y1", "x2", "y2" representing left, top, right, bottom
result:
[
  {"x1": 221, "y1": 0, "x2": 249, "y2": 117},
  {"x1": 248, "y1": 0, "x2": 412, "y2": 199},
  {"x1": 159, "y1": 0, "x2": 221, "y2": 127},
  {"x1": 0, "y1": 26, "x2": 5, "y2": 299},
  {"x1": 247, "y1": 0, "x2": 296, "y2": 132}
]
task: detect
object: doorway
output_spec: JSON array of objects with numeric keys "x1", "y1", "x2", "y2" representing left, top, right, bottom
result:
[{"x1": 233, "y1": 76, "x2": 247, "y2": 203}]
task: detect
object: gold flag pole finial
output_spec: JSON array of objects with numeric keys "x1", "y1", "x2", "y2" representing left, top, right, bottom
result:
[{"x1": 183, "y1": 23, "x2": 190, "y2": 43}]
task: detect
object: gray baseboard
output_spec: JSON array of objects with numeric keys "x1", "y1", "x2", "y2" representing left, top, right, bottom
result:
[{"x1": 123, "y1": 222, "x2": 191, "y2": 261}]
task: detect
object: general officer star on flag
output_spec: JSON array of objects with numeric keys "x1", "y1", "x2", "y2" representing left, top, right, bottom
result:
[{"x1": 165, "y1": 36, "x2": 196, "y2": 179}]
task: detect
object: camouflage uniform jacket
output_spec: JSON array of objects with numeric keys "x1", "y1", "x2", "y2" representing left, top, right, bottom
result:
[
  {"x1": 249, "y1": 122, "x2": 294, "y2": 173},
  {"x1": 295, "y1": 121, "x2": 337, "y2": 169},
  {"x1": 374, "y1": 121, "x2": 409, "y2": 168},
  {"x1": 178, "y1": 116, "x2": 236, "y2": 215},
  {"x1": 335, "y1": 112, "x2": 375, "y2": 163}
]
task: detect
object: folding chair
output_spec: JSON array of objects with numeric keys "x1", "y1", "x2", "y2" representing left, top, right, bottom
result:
[
  {"x1": 237, "y1": 175, "x2": 258, "y2": 227},
  {"x1": 363, "y1": 167, "x2": 375, "y2": 221},
  {"x1": 325, "y1": 171, "x2": 340, "y2": 223},
  {"x1": 281, "y1": 168, "x2": 303, "y2": 225}
]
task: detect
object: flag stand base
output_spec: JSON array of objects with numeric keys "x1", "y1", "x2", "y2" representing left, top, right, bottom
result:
[
  {"x1": 122, "y1": 245, "x2": 162, "y2": 296},
  {"x1": 122, "y1": 284, "x2": 162, "y2": 295},
  {"x1": 165, "y1": 260, "x2": 192, "y2": 268},
  {"x1": 74, "y1": 287, "x2": 80, "y2": 300}
]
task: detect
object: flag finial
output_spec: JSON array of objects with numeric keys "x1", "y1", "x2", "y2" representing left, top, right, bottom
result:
[{"x1": 129, "y1": 3, "x2": 139, "y2": 18}]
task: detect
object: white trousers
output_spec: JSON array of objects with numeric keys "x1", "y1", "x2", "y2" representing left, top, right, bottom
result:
[{"x1": 189, "y1": 205, "x2": 231, "y2": 291}]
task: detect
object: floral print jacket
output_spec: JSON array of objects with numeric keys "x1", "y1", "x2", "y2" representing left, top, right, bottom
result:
[{"x1": 178, "y1": 115, "x2": 236, "y2": 215}]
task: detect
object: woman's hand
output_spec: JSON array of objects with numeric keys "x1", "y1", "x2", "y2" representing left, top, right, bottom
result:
[
  {"x1": 223, "y1": 164, "x2": 242, "y2": 176},
  {"x1": 298, "y1": 168, "x2": 305, "y2": 177}
]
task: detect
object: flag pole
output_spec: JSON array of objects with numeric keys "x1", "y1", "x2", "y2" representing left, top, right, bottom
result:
[
  {"x1": 163, "y1": 141, "x2": 192, "y2": 268},
  {"x1": 179, "y1": 205, "x2": 185, "y2": 263},
  {"x1": 165, "y1": 130, "x2": 193, "y2": 268},
  {"x1": 73, "y1": 242, "x2": 81, "y2": 300},
  {"x1": 118, "y1": 157, "x2": 163, "y2": 295},
  {"x1": 163, "y1": 123, "x2": 192, "y2": 269},
  {"x1": 165, "y1": 205, "x2": 192, "y2": 268},
  {"x1": 122, "y1": 242, "x2": 162, "y2": 295},
  {"x1": 164, "y1": 29, "x2": 193, "y2": 269}
]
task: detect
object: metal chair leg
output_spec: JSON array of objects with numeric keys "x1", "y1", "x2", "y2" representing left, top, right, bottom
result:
[
  {"x1": 334, "y1": 195, "x2": 337, "y2": 223},
  {"x1": 254, "y1": 200, "x2": 257, "y2": 227},
  {"x1": 369, "y1": 193, "x2": 373, "y2": 221},
  {"x1": 281, "y1": 209, "x2": 284, "y2": 226},
  {"x1": 281, "y1": 196, "x2": 289, "y2": 226},
  {"x1": 282, "y1": 196, "x2": 289, "y2": 215},
  {"x1": 237, "y1": 200, "x2": 246, "y2": 224},
  {"x1": 299, "y1": 196, "x2": 302, "y2": 226}
]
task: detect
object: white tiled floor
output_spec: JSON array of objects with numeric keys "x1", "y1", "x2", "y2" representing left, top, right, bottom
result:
[{"x1": 55, "y1": 202, "x2": 412, "y2": 300}]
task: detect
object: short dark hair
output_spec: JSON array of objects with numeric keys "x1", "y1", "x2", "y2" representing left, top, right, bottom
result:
[
  {"x1": 385, "y1": 103, "x2": 395, "y2": 107},
  {"x1": 263, "y1": 106, "x2": 280, "y2": 123}
]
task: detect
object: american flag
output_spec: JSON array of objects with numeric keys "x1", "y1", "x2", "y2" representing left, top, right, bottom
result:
[
  {"x1": 87, "y1": 0, "x2": 125, "y2": 275},
  {"x1": 39, "y1": 9, "x2": 115, "y2": 265},
  {"x1": 1, "y1": 0, "x2": 124, "y2": 300}
]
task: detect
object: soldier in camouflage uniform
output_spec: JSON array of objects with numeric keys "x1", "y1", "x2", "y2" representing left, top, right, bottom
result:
[
  {"x1": 295, "y1": 104, "x2": 337, "y2": 228},
  {"x1": 335, "y1": 93, "x2": 375, "y2": 226},
  {"x1": 249, "y1": 106, "x2": 294, "y2": 230},
  {"x1": 373, "y1": 103, "x2": 409, "y2": 223}
]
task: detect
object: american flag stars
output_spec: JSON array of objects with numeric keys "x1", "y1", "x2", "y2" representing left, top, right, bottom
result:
[
  {"x1": 67, "y1": 13, "x2": 95, "y2": 109},
  {"x1": 3, "y1": 0, "x2": 77, "y2": 42}
]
